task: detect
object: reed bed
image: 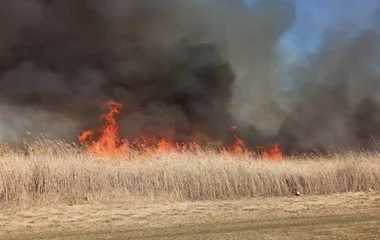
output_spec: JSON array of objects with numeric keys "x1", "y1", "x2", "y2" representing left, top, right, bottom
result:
[{"x1": 0, "y1": 141, "x2": 379, "y2": 205}]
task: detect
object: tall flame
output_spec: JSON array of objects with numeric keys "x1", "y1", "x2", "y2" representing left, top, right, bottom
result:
[
  {"x1": 78, "y1": 100, "x2": 283, "y2": 161},
  {"x1": 78, "y1": 100, "x2": 129, "y2": 156}
]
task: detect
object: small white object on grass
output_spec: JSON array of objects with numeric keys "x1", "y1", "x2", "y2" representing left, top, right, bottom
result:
[{"x1": 295, "y1": 191, "x2": 301, "y2": 196}]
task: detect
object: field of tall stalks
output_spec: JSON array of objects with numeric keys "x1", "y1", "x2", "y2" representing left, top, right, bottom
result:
[{"x1": 0, "y1": 140, "x2": 379, "y2": 205}]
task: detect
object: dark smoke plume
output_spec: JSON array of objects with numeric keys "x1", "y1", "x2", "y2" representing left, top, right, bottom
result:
[
  {"x1": 279, "y1": 29, "x2": 380, "y2": 154},
  {"x1": 0, "y1": 0, "x2": 293, "y2": 148},
  {"x1": 0, "y1": 0, "x2": 379, "y2": 154}
]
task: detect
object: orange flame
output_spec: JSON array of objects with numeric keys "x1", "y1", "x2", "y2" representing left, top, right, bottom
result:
[
  {"x1": 229, "y1": 125, "x2": 249, "y2": 154},
  {"x1": 78, "y1": 100, "x2": 129, "y2": 156},
  {"x1": 157, "y1": 139, "x2": 178, "y2": 152},
  {"x1": 78, "y1": 100, "x2": 283, "y2": 160},
  {"x1": 261, "y1": 143, "x2": 283, "y2": 161}
]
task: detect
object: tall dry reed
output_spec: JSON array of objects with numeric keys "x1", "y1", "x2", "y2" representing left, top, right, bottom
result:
[{"x1": 0, "y1": 141, "x2": 379, "y2": 205}]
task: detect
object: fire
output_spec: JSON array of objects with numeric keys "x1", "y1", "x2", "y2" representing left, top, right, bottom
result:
[
  {"x1": 157, "y1": 139, "x2": 178, "y2": 151},
  {"x1": 78, "y1": 100, "x2": 129, "y2": 156},
  {"x1": 261, "y1": 143, "x2": 283, "y2": 161},
  {"x1": 78, "y1": 100, "x2": 284, "y2": 160},
  {"x1": 229, "y1": 125, "x2": 249, "y2": 154}
]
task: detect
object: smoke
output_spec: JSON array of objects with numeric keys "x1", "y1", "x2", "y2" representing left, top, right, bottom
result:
[
  {"x1": 279, "y1": 28, "x2": 380, "y2": 153},
  {"x1": 0, "y1": 0, "x2": 379, "y2": 154},
  {"x1": 276, "y1": 2, "x2": 380, "y2": 153},
  {"x1": 0, "y1": 0, "x2": 292, "y2": 146}
]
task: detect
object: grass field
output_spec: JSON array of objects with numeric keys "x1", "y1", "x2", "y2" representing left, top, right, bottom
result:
[
  {"x1": 1, "y1": 191, "x2": 380, "y2": 239},
  {"x1": 1, "y1": 141, "x2": 380, "y2": 204},
  {"x1": 1, "y1": 141, "x2": 380, "y2": 239}
]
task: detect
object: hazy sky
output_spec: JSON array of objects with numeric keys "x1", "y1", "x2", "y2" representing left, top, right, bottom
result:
[
  {"x1": 244, "y1": 0, "x2": 380, "y2": 55},
  {"x1": 240, "y1": 0, "x2": 380, "y2": 90}
]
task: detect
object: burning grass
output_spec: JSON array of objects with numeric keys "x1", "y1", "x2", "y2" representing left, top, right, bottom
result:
[
  {"x1": 0, "y1": 140, "x2": 379, "y2": 205},
  {"x1": 0, "y1": 101, "x2": 378, "y2": 205},
  {"x1": 78, "y1": 100, "x2": 284, "y2": 160}
]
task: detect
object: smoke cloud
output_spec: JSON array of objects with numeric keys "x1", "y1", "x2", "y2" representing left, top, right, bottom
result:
[
  {"x1": 279, "y1": 28, "x2": 380, "y2": 153},
  {"x1": 0, "y1": 0, "x2": 379, "y2": 154}
]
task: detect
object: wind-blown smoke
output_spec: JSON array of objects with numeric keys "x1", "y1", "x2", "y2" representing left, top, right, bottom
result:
[
  {"x1": 279, "y1": 19, "x2": 380, "y2": 154},
  {"x1": 0, "y1": 0, "x2": 379, "y2": 154},
  {"x1": 0, "y1": 0, "x2": 293, "y2": 147}
]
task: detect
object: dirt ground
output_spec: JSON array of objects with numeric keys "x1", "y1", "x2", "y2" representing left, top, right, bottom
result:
[{"x1": 1, "y1": 192, "x2": 380, "y2": 239}]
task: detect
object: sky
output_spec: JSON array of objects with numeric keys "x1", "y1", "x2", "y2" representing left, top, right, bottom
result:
[
  {"x1": 241, "y1": 0, "x2": 380, "y2": 91},
  {"x1": 244, "y1": 0, "x2": 380, "y2": 55}
]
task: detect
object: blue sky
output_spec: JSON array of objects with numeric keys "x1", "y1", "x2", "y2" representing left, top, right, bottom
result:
[
  {"x1": 244, "y1": 0, "x2": 380, "y2": 55},
  {"x1": 241, "y1": 0, "x2": 380, "y2": 90}
]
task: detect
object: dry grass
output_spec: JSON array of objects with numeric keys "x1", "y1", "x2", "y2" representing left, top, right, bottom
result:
[
  {"x1": 2, "y1": 192, "x2": 380, "y2": 239},
  {"x1": 0, "y1": 140, "x2": 380, "y2": 205}
]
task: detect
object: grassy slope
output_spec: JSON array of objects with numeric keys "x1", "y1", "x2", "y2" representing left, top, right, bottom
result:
[{"x1": 2, "y1": 192, "x2": 380, "y2": 240}]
